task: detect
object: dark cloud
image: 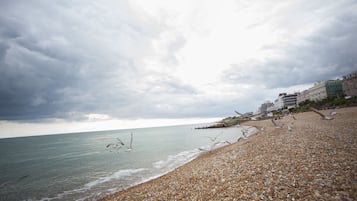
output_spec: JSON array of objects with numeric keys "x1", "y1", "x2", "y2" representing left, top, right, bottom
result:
[
  {"x1": 0, "y1": 42, "x2": 8, "y2": 60},
  {"x1": 224, "y1": 12, "x2": 357, "y2": 89},
  {"x1": 0, "y1": 1, "x2": 200, "y2": 121},
  {"x1": 0, "y1": 1, "x2": 172, "y2": 120}
]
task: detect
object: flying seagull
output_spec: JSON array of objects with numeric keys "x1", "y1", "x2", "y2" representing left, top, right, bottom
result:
[
  {"x1": 235, "y1": 110, "x2": 261, "y2": 121},
  {"x1": 235, "y1": 111, "x2": 244, "y2": 116},
  {"x1": 241, "y1": 128, "x2": 248, "y2": 138},
  {"x1": 125, "y1": 133, "x2": 133, "y2": 152},
  {"x1": 330, "y1": 111, "x2": 337, "y2": 116},
  {"x1": 199, "y1": 133, "x2": 231, "y2": 152},
  {"x1": 198, "y1": 141, "x2": 231, "y2": 152},
  {"x1": 106, "y1": 138, "x2": 124, "y2": 152},
  {"x1": 207, "y1": 133, "x2": 221, "y2": 142},
  {"x1": 214, "y1": 141, "x2": 231, "y2": 146},
  {"x1": 106, "y1": 133, "x2": 134, "y2": 152},
  {"x1": 236, "y1": 127, "x2": 249, "y2": 141},
  {"x1": 310, "y1": 107, "x2": 335, "y2": 120}
]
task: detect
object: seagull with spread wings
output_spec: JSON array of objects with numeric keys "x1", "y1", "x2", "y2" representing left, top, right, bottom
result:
[
  {"x1": 125, "y1": 133, "x2": 133, "y2": 152},
  {"x1": 106, "y1": 133, "x2": 134, "y2": 153},
  {"x1": 310, "y1": 107, "x2": 336, "y2": 120},
  {"x1": 207, "y1": 133, "x2": 222, "y2": 142}
]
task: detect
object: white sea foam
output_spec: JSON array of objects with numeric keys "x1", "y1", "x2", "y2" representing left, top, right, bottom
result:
[
  {"x1": 39, "y1": 168, "x2": 147, "y2": 201},
  {"x1": 243, "y1": 126, "x2": 259, "y2": 137},
  {"x1": 153, "y1": 149, "x2": 201, "y2": 171},
  {"x1": 84, "y1": 168, "x2": 147, "y2": 189},
  {"x1": 44, "y1": 151, "x2": 101, "y2": 160}
]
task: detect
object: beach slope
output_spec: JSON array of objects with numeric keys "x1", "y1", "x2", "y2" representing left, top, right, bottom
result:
[{"x1": 98, "y1": 107, "x2": 357, "y2": 200}]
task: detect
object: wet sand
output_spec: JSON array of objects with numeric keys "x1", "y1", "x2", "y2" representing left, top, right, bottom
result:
[{"x1": 98, "y1": 107, "x2": 357, "y2": 201}]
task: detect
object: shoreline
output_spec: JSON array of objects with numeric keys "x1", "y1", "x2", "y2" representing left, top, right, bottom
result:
[
  {"x1": 93, "y1": 125, "x2": 258, "y2": 200},
  {"x1": 97, "y1": 107, "x2": 357, "y2": 200}
]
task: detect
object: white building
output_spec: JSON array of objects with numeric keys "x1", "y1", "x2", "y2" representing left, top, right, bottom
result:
[
  {"x1": 283, "y1": 93, "x2": 298, "y2": 109},
  {"x1": 271, "y1": 93, "x2": 298, "y2": 111},
  {"x1": 274, "y1": 93, "x2": 285, "y2": 110},
  {"x1": 267, "y1": 104, "x2": 276, "y2": 113},
  {"x1": 298, "y1": 80, "x2": 345, "y2": 104},
  {"x1": 297, "y1": 90, "x2": 309, "y2": 104},
  {"x1": 308, "y1": 81, "x2": 327, "y2": 101}
]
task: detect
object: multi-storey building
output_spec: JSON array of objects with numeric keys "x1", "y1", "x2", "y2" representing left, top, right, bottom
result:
[
  {"x1": 343, "y1": 71, "x2": 357, "y2": 96},
  {"x1": 273, "y1": 93, "x2": 285, "y2": 110},
  {"x1": 282, "y1": 93, "x2": 298, "y2": 109},
  {"x1": 308, "y1": 81, "x2": 327, "y2": 101},
  {"x1": 325, "y1": 80, "x2": 343, "y2": 97},
  {"x1": 271, "y1": 93, "x2": 297, "y2": 111},
  {"x1": 297, "y1": 90, "x2": 309, "y2": 104}
]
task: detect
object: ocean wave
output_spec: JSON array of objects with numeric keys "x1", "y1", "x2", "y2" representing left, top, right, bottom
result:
[
  {"x1": 11, "y1": 157, "x2": 43, "y2": 164},
  {"x1": 46, "y1": 151, "x2": 101, "y2": 160},
  {"x1": 38, "y1": 168, "x2": 147, "y2": 201},
  {"x1": 242, "y1": 126, "x2": 259, "y2": 137},
  {"x1": 152, "y1": 149, "x2": 200, "y2": 171},
  {"x1": 84, "y1": 168, "x2": 147, "y2": 189}
]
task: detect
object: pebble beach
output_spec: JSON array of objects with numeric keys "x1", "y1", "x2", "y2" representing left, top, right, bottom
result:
[{"x1": 98, "y1": 107, "x2": 357, "y2": 201}]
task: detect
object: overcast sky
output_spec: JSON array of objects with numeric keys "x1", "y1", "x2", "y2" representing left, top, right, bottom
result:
[{"x1": 1, "y1": 0, "x2": 356, "y2": 137}]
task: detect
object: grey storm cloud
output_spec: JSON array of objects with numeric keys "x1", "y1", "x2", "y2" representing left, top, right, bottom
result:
[
  {"x1": 0, "y1": 0, "x2": 192, "y2": 120},
  {"x1": 224, "y1": 10, "x2": 357, "y2": 88}
]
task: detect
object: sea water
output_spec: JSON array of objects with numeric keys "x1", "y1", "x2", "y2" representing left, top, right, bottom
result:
[{"x1": 0, "y1": 124, "x2": 254, "y2": 201}]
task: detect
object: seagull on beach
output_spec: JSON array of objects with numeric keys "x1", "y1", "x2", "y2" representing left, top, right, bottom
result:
[
  {"x1": 310, "y1": 107, "x2": 335, "y2": 120},
  {"x1": 271, "y1": 118, "x2": 283, "y2": 128},
  {"x1": 288, "y1": 125, "x2": 292, "y2": 132}
]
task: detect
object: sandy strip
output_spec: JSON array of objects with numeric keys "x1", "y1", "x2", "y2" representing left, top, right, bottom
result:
[{"x1": 97, "y1": 107, "x2": 357, "y2": 201}]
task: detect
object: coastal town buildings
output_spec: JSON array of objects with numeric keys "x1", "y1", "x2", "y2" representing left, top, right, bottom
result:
[
  {"x1": 257, "y1": 70, "x2": 356, "y2": 113},
  {"x1": 297, "y1": 80, "x2": 344, "y2": 105},
  {"x1": 342, "y1": 71, "x2": 357, "y2": 96}
]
